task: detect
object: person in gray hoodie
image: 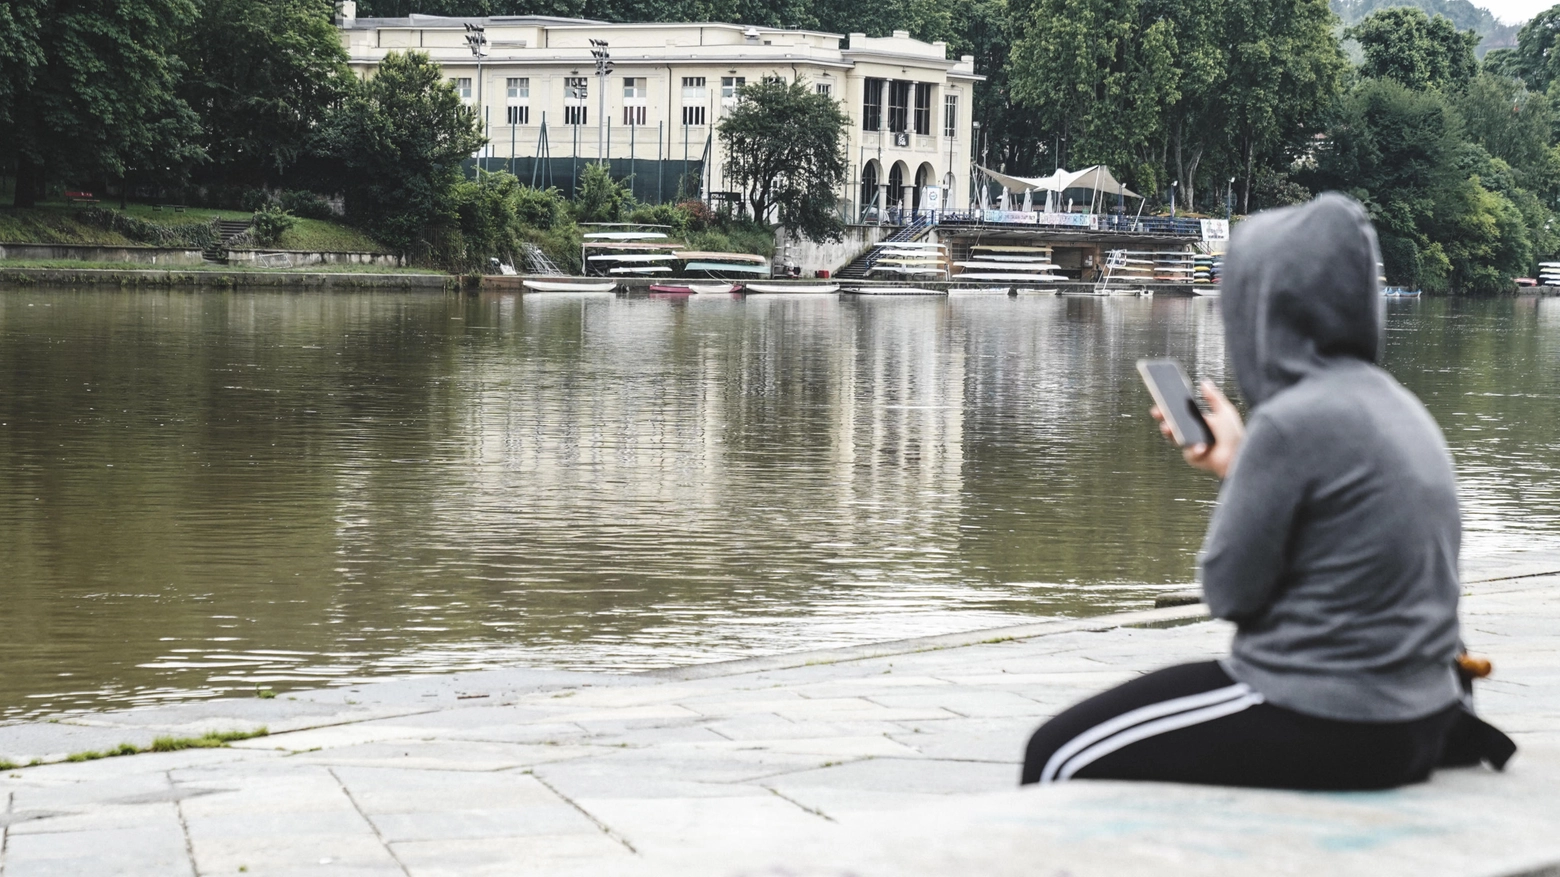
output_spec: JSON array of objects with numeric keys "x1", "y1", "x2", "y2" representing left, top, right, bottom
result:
[{"x1": 1020, "y1": 193, "x2": 1513, "y2": 789}]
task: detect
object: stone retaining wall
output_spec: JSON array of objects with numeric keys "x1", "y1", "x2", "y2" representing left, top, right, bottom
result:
[
  {"x1": 226, "y1": 249, "x2": 401, "y2": 268},
  {"x1": 0, "y1": 242, "x2": 207, "y2": 265},
  {"x1": 0, "y1": 267, "x2": 453, "y2": 290}
]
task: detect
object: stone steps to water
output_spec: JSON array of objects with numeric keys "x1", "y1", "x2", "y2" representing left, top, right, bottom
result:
[{"x1": 203, "y1": 219, "x2": 254, "y2": 263}]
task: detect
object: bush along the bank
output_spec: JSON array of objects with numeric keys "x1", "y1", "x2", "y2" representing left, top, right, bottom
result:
[
  {"x1": 79, "y1": 207, "x2": 220, "y2": 250},
  {"x1": 251, "y1": 205, "x2": 297, "y2": 247}
]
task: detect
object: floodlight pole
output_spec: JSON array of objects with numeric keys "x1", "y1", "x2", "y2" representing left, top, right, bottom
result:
[
  {"x1": 465, "y1": 23, "x2": 489, "y2": 169},
  {"x1": 590, "y1": 39, "x2": 612, "y2": 165}
]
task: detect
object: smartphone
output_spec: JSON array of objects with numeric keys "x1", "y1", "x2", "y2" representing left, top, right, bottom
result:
[{"x1": 1136, "y1": 359, "x2": 1214, "y2": 448}]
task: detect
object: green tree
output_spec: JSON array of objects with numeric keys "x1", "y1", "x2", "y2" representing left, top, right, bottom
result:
[
  {"x1": 1347, "y1": 6, "x2": 1479, "y2": 92},
  {"x1": 314, "y1": 51, "x2": 486, "y2": 261},
  {"x1": 717, "y1": 78, "x2": 849, "y2": 243},
  {"x1": 1008, "y1": 0, "x2": 1179, "y2": 198},
  {"x1": 573, "y1": 162, "x2": 634, "y2": 224},
  {"x1": 1489, "y1": 5, "x2": 1560, "y2": 90},
  {"x1": 1455, "y1": 72, "x2": 1554, "y2": 176},
  {"x1": 178, "y1": 0, "x2": 353, "y2": 187},
  {"x1": 1224, "y1": 0, "x2": 1347, "y2": 212},
  {"x1": 3, "y1": 0, "x2": 202, "y2": 207}
]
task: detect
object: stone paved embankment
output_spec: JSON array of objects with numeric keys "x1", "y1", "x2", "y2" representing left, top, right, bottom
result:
[{"x1": 1, "y1": 550, "x2": 1556, "y2": 876}]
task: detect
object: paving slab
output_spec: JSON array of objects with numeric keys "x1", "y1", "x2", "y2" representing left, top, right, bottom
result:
[{"x1": 0, "y1": 565, "x2": 1554, "y2": 876}]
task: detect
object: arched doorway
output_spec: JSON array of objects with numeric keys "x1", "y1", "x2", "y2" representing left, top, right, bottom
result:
[
  {"x1": 887, "y1": 161, "x2": 907, "y2": 208},
  {"x1": 860, "y1": 160, "x2": 882, "y2": 220},
  {"x1": 913, "y1": 162, "x2": 936, "y2": 212}
]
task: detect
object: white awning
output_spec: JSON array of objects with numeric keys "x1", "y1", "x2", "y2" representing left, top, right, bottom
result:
[{"x1": 978, "y1": 165, "x2": 1141, "y2": 200}]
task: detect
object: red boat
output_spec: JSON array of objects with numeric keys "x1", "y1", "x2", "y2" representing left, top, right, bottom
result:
[{"x1": 647, "y1": 284, "x2": 694, "y2": 294}]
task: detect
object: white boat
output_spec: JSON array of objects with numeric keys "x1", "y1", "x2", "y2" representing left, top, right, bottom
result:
[
  {"x1": 608, "y1": 266, "x2": 672, "y2": 274},
  {"x1": 948, "y1": 286, "x2": 1013, "y2": 295},
  {"x1": 846, "y1": 286, "x2": 947, "y2": 296},
  {"x1": 522, "y1": 279, "x2": 618, "y2": 292},
  {"x1": 583, "y1": 231, "x2": 668, "y2": 240},
  {"x1": 688, "y1": 283, "x2": 741, "y2": 294},
  {"x1": 876, "y1": 241, "x2": 943, "y2": 249},
  {"x1": 744, "y1": 283, "x2": 840, "y2": 294},
  {"x1": 953, "y1": 261, "x2": 1059, "y2": 271},
  {"x1": 587, "y1": 254, "x2": 677, "y2": 262},
  {"x1": 1015, "y1": 287, "x2": 1060, "y2": 295},
  {"x1": 955, "y1": 272, "x2": 1068, "y2": 282}
]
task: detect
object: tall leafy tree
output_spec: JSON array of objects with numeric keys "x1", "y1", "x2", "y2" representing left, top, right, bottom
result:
[
  {"x1": 314, "y1": 51, "x2": 486, "y2": 260},
  {"x1": 1484, "y1": 5, "x2": 1560, "y2": 90},
  {"x1": 717, "y1": 78, "x2": 849, "y2": 242},
  {"x1": 1008, "y1": 0, "x2": 1179, "y2": 196},
  {"x1": 1223, "y1": 0, "x2": 1347, "y2": 212},
  {"x1": 178, "y1": 0, "x2": 353, "y2": 187},
  {"x1": 1347, "y1": 7, "x2": 1479, "y2": 92},
  {"x1": 3, "y1": 0, "x2": 201, "y2": 207},
  {"x1": 1455, "y1": 72, "x2": 1554, "y2": 175}
]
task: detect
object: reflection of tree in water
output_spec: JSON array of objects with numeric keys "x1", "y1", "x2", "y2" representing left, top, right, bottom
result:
[{"x1": 3, "y1": 291, "x2": 1556, "y2": 717}]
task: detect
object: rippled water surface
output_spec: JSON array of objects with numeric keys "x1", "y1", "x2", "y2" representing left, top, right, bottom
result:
[{"x1": 2, "y1": 290, "x2": 1558, "y2": 718}]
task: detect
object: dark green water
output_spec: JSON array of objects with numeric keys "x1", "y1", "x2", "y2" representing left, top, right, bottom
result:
[{"x1": 1, "y1": 290, "x2": 1556, "y2": 719}]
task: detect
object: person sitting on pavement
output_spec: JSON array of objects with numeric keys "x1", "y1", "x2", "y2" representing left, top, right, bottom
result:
[{"x1": 1020, "y1": 193, "x2": 1515, "y2": 790}]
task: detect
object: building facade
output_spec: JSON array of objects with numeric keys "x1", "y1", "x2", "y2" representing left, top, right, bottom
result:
[{"x1": 338, "y1": 9, "x2": 980, "y2": 220}]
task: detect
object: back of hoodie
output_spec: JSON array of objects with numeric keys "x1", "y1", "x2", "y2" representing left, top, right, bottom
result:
[{"x1": 1200, "y1": 193, "x2": 1462, "y2": 723}]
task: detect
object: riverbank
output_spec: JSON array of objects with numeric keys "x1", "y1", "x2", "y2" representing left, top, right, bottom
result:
[
  {"x1": 0, "y1": 265, "x2": 454, "y2": 290},
  {"x1": 2, "y1": 547, "x2": 1554, "y2": 876}
]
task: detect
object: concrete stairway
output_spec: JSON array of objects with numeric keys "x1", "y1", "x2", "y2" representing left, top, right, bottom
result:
[
  {"x1": 835, "y1": 215, "x2": 935, "y2": 280},
  {"x1": 203, "y1": 220, "x2": 253, "y2": 263}
]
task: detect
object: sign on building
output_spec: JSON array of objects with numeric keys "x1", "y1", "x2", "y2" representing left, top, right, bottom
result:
[{"x1": 922, "y1": 186, "x2": 943, "y2": 211}]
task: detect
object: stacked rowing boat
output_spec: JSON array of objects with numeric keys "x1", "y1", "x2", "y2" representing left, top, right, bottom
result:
[
  {"x1": 869, "y1": 241, "x2": 948, "y2": 281},
  {"x1": 1541, "y1": 262, "x2": 1560, "y2": 287},
  {"x1": 678, "y1": 251, "x2": 771, "y2": 278},
  {"x1": 952, "y1": 244, "x2": 1066, "y2": 293},
  {"x1": 583, "y1": 231, "x2": 683, "y2": 277}
]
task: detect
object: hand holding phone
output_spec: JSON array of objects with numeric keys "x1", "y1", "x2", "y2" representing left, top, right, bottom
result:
[
  {"x1": 1139, "y1": 361, "x2": 1245, "y2": 479},
  {"x1": 1137, "y1": 359, "x2": 1214, "y2": 448}
]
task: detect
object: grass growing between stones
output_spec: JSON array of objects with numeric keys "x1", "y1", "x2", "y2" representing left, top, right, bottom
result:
[{"x1": 54, "y1": 728, "x2": 269, "y2": 765}]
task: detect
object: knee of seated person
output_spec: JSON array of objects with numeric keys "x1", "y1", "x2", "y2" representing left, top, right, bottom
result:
[{"x1": 1021, "y1": 721, "x2": 1067, "y2": 785}]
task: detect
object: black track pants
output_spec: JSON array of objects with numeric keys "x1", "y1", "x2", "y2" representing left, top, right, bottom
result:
[{"x1": 1021, "y1": 661, "x2": 1461, "y2": 790}]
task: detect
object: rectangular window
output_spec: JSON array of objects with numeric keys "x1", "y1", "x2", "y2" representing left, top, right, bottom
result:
[
  {"x1": 943, "y1": 93, "x2": 958, "y2": 138},
  {"x1": 888, "y1": 80, "x2": 910, "y2": 133},
  {"x1": 624, "y1": 105, "x2": 646, "y2": 125},
  {"x1": 913, "y1": 83, "x2": 932, "y2": 135},
  {"x1": 816, "y1": 82, "x2": 831, "y2": 97},
  {"x1": 506, "y1": 77, "x2": 529, "y2": 126},
  {"x1": 564, "y1": 77, "x2": 588, "y2": 102},
  {"x1": 623, "y1": 77, "x2": 645, "y2": 101},
  {"x1": 564, "y1": 106, "x2": 588, "y2": 125},
  {"x1": 681, "y1": 76, "x2": 707, "y2": 126},
  {"x1": 507, "y1": 105, "x2": 529, "y2": 125},
  {"x1": 721, "y1": 76, "x2": 745, "y2": 102},
  {"x1": 762, "y1": 75, "x2": 784, "y2": 85},
  {"x1": 862, "y1": 78, "x2": 884, "y2": 131},
  {"x1": 506, "y1": 77, "x2": 529, "y2": 100},
  {"x1": 453, "y1": 77, "x2": 472, "y2": 100}
]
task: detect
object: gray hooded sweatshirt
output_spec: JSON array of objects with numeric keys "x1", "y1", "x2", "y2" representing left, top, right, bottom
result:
[{"x1": 1201, "y1": 193, "x2": 1463, "y2": 723}]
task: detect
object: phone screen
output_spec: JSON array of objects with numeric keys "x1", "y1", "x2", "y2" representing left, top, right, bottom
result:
[{"x1": 1136, "y1": 359, "x2": 1214, "y2": 447}]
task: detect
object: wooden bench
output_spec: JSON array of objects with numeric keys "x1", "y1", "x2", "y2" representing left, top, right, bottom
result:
[
  {"x1": 64, "y1": 191, "x2": 99, "y2": 204},
  {"x1": 153, "y1": 204, "x2": 188, "y2": 213}
]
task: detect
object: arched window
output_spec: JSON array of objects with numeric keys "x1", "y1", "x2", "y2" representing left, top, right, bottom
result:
[
  {"x1": 887, "y1": 163, "x2": 905, "y2": 207},
  {"x1": 860, "y1": 161, "x2": 880, "y2": 215}
]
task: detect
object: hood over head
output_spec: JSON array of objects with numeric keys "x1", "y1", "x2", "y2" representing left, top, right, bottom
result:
[{"x1": 1220, "y1": 192, "x2": 1383, "y2": 407}]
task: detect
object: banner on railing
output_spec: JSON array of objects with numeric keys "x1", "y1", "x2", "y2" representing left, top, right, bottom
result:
[
  {"x1": 1200, "y1": 219, "x2": 1229, "y2": 242},
  {"x1": 981, "y1": 210, "x2": 1096, "y2": 228}
]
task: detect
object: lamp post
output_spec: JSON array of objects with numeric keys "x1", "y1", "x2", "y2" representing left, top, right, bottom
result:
[
  {"x1": 464, "y1": 23, "x2": 488, "y2": 166},
  {"x1": 971, "y1": 120, "x2": 981, "y2": 211},
  {"x1": 1170, "y1": 180, "x2": 1178, "y2": 219},
  {"x1": 1226, "y1": 176, "x2": 1235, "y2": 219},
  {"x1": 589, "y1": 39, "x2": 612, "y2": 165}
]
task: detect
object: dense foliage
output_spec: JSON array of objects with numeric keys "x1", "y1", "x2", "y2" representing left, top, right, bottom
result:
[
  {"x1": 718, "y1": 79, "x2": 850, "y2": 243},
  {"x1": 9, "y1": 0, "x2": 1560, "y2": 287}
]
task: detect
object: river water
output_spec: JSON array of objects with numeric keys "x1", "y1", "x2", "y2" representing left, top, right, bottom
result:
[{"x1": 2, "y1": 290, "x2": 1558, "y2": 719}]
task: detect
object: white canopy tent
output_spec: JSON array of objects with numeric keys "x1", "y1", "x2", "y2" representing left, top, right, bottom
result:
[{"x1": 977, "y1": 165, "x2": 1143, "y2": 213}]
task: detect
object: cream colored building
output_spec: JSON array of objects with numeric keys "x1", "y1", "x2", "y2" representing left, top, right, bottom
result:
[{"x1": 338, "y1": 8, "x2": 980, "y2": 219}]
